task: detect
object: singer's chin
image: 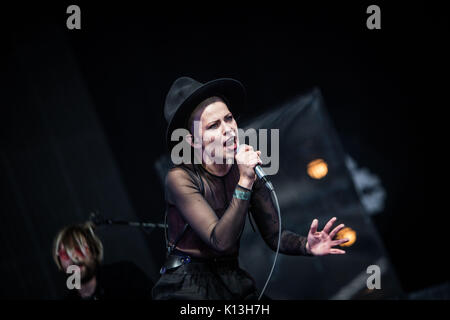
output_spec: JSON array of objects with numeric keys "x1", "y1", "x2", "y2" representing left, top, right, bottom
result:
[{"x1": 224, "y1": 149, "x2": 237, "y2": 162}]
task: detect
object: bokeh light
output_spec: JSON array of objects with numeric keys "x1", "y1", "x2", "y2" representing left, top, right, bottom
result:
[
  {"x1": 307, "y1": 158, "x2": 328, "y2": 179},
  {"x1": 336, "y1": 227, "x2": 357, "y2": 247}
]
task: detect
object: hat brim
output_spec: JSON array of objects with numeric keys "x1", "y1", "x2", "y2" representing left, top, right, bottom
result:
[{"x1": 166, "y1": 78, "x2": 246, "y2": 152}]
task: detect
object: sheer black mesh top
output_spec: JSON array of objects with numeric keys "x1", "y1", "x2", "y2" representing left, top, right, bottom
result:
[{"x1": 165, "y1": 163, "x2": 310, "y2": 258}]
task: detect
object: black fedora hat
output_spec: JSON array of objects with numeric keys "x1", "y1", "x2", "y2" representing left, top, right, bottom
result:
[{"x1": 164, "y1": 76, "x2": 246, "y2": 152}]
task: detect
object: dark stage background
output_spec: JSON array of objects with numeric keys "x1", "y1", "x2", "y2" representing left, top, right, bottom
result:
[{"x1": 1, "y1": 2, "x2": 447, "y2": 299}]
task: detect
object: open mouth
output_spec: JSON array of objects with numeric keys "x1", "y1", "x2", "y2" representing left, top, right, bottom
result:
[{"x1": 223, "y1": 136, "x2": 237, "y2": 150}]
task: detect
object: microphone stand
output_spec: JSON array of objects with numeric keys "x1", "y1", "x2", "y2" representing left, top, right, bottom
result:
[
  {"x1": 89, "y1": 212, "x2": 167, "y2": 229},
  {"x1": 100, "y1": 219, "x2": 167, "y2": 229}
]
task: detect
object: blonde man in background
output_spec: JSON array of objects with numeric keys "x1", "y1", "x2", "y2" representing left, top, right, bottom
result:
[{"x1": 53, "y1": 221, "x2": 153, "y2": 300}]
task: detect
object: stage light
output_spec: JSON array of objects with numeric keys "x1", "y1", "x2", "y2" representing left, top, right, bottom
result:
[
  {"x1": 307, "y1": 159, "x2": 328, "y2": 179},
  {"x1": 336, "y1": 227, "x2": 357, "y2": 247}
]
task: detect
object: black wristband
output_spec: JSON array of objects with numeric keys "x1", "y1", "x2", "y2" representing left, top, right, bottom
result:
[{"x1": 236, "y1": 184, "x2": 252, "y2": 192}]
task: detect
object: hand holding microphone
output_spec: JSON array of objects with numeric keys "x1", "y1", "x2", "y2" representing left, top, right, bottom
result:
[
  {"x1": 235, "y1": 144, "x2": 262, "y2": 189},
  {"x1": 235, "y1": 144, "x2": 274, "y2": 191}
]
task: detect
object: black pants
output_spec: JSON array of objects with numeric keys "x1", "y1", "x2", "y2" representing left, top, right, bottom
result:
[{"x1": 152, "y1": 257, "x2": 259, "y2": 300}]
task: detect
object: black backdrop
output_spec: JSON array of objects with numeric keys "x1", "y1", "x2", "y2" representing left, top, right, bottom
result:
[{"x1": 1, "y1": 1, "x2": 447, "y2": 298}]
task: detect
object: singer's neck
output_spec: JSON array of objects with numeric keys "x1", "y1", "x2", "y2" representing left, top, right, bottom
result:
[{"x1": 201, "y1": 162, "x2": 232, "y2": 177}]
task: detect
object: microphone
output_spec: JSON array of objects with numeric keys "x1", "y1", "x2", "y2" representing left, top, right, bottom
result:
[
  {"x1": 255, "y1": 165, "x2": 274, "y2": 191},
  {"x1": 237, "y1": 144, "x2": 274, "y2": 191}
]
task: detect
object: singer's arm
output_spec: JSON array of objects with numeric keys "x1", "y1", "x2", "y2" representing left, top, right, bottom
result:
[
  {"x1": 249, "y1": 178, "x2": 313, "y2": 256},
  {"x1": 166, "y1": 166, "x2": 250, "y2": 253}
]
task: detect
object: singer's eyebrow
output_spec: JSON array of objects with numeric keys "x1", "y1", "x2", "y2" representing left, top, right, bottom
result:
[
  {"x1": 206, "y1": 119, "x2": 220, "y2": 127},
  {"x1": 206, "y1": 113, "x2": 232, "y2": 127}
]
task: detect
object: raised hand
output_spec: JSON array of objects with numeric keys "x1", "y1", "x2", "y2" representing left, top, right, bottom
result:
[{"x1": 306, "y1": 217, "x2": 349, "y2": 256}]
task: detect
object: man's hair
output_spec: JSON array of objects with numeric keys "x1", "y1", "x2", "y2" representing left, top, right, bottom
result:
[{"x1": 52, "y1": 221, "x2": 103, "y2": 271}]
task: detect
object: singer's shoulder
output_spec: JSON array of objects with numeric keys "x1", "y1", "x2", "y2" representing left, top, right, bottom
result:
[
  {"x1": 166, "y1": 164, "x2": 199, "y2": 187},
  {"x1": 167, "y1": 163, "x2": 197, "y2": 176}
]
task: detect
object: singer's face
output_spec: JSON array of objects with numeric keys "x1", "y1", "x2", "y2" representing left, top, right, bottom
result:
[{"x1": 190, "y1": 98, "x2": 238, "y2": 164}]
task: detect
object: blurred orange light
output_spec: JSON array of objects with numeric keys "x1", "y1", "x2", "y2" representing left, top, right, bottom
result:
[
  {"x1": 307, "y1": 159, "x2": 328, "y2": 179},
  {"x1": 335, "y1": 227, "x2": 357, "y2": 247}
]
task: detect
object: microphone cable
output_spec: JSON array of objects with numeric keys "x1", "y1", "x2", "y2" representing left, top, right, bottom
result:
[{"x1": 257, "y1": 185, "x2": 281, "y2": 301}]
